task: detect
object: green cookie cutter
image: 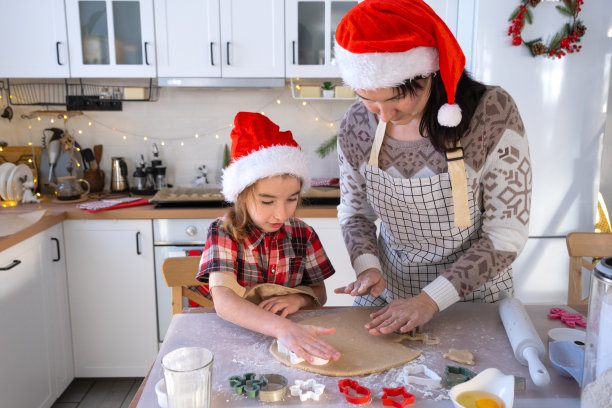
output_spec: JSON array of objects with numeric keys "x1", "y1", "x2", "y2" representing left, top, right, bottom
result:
[
  {"x1": 228, "y1": 373, "x2": 268, "y2": 398},
  {"x1": 444, "y1": 365, "x2": 477, "y2": 387}
]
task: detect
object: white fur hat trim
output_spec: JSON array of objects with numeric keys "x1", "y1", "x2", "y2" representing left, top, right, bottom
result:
[
  {"x1": 335, "y1": 42, "x2": 439, "y2": 90},
  {"x1": 437, "y1": 103, "x2": 462, "y2": 127},
  {"x1": 221, "y1": 145, "x2": 311, "y2": 203}
]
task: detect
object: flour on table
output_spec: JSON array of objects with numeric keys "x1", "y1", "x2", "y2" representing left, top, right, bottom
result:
[{"x1": 582, "y1": 367, "x2": 612, "y2": 408}]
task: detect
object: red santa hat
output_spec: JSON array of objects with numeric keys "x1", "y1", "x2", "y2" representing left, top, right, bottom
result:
[
  {"x1": 221, "y1": 112, "x2": 310, "y2": 203},
  {"x1": 334, "y1": 0, "x2": 465, "y2": 127}
]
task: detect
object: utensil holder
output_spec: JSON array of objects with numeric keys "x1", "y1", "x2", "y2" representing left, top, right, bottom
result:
[{"x1": 84, "y1": 169, "x2": 105, "y2": 193}]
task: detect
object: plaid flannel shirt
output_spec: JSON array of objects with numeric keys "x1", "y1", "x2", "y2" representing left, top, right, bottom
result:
[{"x1": 195, "y1": 217, "x2": 335, "y2": 298}]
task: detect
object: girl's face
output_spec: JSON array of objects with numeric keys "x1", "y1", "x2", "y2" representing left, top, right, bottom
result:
[
  {"x1": 356, "y1": 76, "x2": 432, "y2": 125},
  {"x1": 246, "y1": 175, "x2": 301, "y2": 233}
]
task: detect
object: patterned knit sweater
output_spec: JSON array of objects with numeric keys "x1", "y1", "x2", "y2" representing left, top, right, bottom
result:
[{"x1": 337, "y1": 86, "x2": 532, "y2": 310}]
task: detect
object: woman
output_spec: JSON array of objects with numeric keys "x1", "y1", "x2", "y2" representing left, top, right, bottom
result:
[{"x1": 333, "y1": 0, "x2": 532, "y2": 335}]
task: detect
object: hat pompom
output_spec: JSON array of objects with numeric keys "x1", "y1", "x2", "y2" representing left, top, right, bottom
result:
[{"x1": 437, "y1": 103, "x2": 462, "y2": 127}]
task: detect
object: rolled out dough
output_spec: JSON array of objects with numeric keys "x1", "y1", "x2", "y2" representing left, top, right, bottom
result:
[{"x1": 269, "y1": 308, "x2": 421, "y2": 376}]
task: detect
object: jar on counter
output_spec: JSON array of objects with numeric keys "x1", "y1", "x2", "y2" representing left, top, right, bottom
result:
[{"x1": 581, "y1": 257, "x2": 612, "y2": 408}]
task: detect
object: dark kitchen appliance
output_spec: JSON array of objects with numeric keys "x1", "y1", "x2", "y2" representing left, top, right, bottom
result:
[{"x1": 110, "y1": 157, "x2": 129, "y2": 192}]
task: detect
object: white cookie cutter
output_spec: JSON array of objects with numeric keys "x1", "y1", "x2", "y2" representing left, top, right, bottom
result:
[
  {"x1": 277, "y1": 341, "x2": 329, "y2": 366},
  {"x1": 289, "y1": 379, "x2": 325, "y2": 401},
  {"x1": 402, "y1": 364, "x2": 442, "y2": 388}
]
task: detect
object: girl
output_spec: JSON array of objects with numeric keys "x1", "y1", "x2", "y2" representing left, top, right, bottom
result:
[{"x1": 196, "y1": 112, "x2": 341, "y2": 363}]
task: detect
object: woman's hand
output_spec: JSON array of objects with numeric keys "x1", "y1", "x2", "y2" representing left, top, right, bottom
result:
[
  {"x1": 259, "y1": 294, "x2": 309, "y2": 317},
  {"x1": 365, "y1": 292, "x2": 439, "y2": 335},
  {"x1": 334, "y1": 268, "x2": 386, "y2": 298},
  {"x1": 277, "y1": 322, "x2": 341, "y2": 362}
]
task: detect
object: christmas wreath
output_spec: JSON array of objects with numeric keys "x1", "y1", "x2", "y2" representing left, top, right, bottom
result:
[{"x1": 508, "y1": 0, "x2": 586, "y2": 59}]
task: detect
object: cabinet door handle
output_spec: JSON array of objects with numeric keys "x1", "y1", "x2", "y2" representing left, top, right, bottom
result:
[
  {"x1": 0, "y1": 260, "x2": 21, "y2": 271},
  {"x1": 292, "y1": 41, "x2": 296, "y2": 64},
  {"x1": 144, "y1": 42, "x2": 150, "y2": 65},
  {"x1": 136, "y1": 231, "x2": 142, "y2": 255},
  {"x1": 226, "y1": 42, "x2": 230, "y2": 66},
  {"x1": 51, "y1": 237, "x2": 61, "y2": 262},
  {"x1": 210, "y1": 42, "x2": 215, "y2": 66},
  {"x1": 56, "y1": 41, "x2": 63, "y2": 66}
]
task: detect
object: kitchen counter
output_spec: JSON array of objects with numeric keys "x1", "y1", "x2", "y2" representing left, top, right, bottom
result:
[
  {"x1": 0, "y1": 194, "x2": 339, "y2": 252},
  {"x1": 130, "y1": 304, "x2": 582, "y2": 407}
]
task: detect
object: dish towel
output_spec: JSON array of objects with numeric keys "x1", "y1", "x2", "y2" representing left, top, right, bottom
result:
[{"x1": 77, "y1": 197, "x2": 150, "y2": 213}]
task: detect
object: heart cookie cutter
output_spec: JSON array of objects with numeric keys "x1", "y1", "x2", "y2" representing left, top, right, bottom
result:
[
  {"x1": 382, "y1": 387, "x2": 416, "y2": 407},
  {"x1": 401, "y1": 364, "x2": 442, "y2": 388},
  {"x1": 337, "y1": 379, "x2": 371, "y2": 404},
  {"x1": 444, "y1": 365, "x2": 477, "y2": 387}
]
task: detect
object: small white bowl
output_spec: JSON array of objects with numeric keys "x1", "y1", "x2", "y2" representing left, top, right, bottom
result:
[
  {"x1": 449, "y1": 368, "x2": 514, "y2": 408},
  {"x1": 155, "y1": 378, "x2": 168, "y2": 408}
]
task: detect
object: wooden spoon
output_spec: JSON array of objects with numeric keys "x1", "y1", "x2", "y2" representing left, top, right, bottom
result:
[{"x1": 93, "y1": 145, "x2": 103, "y2": 170}]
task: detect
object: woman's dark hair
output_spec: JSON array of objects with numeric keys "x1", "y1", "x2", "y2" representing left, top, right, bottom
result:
[{"x1": 394, "y1": 70, "x2": 487, "y2": 152}]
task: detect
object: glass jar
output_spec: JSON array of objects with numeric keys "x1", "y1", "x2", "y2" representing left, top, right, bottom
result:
[{"x1": 581, "y1": 257, "x2": 612, "y2": 407}]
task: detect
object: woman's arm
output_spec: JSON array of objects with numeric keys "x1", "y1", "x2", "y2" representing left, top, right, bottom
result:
[{"x1": 211, "y1": 283, "x2": 340, "y2": 362}]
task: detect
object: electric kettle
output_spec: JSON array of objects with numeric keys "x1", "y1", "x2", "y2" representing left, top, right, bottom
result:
[{"x1": 110, "y1": 157, "x2": 129, "y2": 192}]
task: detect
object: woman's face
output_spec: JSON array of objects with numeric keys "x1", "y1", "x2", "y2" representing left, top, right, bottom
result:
[{"x1": 356, "y1": 76, "x2": 432, "y2": 125}]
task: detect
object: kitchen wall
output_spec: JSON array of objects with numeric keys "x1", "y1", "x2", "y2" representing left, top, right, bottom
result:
[{"x1": 0, "y1": 84, "x2": 353, "y2": 189}]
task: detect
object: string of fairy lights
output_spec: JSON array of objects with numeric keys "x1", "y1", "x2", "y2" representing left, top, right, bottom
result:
[{"x1": 15, "y1": 82, "x2": 349, "y2": 148}]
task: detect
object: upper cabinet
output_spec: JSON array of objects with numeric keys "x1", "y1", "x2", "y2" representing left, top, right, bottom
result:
[
  {"x1": 155, "y1": 0, "x2": 284, "y2": 84},
  {"x1": 285, "y1": 0, "x2": 357, "y2": 78},
  {"x1": 285, "y1": 0, "x2": 460, "y2": 79},
  {"x1": 65, "y1": 0, "x2": 156, "y2": 77},
  {"x1": 0, "y1": 0, "x2": 71, "y2": 78}
]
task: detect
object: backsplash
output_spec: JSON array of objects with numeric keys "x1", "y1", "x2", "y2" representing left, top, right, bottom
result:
[{"x1": 0, "y1": 84, "x2": 353, "y2": 189}]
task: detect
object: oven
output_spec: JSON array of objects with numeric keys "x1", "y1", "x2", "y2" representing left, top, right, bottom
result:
[{"x1": 153, "y1": 218, "x2": 213, "y2": 343}]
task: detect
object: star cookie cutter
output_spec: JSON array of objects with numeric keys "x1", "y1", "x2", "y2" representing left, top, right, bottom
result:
[
  {"x1": 382, "y1": 387, "x2": 416, "y2": 407},
  {"x1": 444, "y1": 365, "x2": 477, "y2": 387},
  {"x1": 401, "y1": 364, "x2": 442, "y2": 388},
  {"x1": 228, "y1": 373, "x2": 267, "y2": 398},
  {"x1": 258, "y1": 374, "x2": 288, "y2": 402},
  {"x1": 337, "y1": 379, "x2": 371, "y2": 404},
  {"x1": 289, "y1": 379, "x2": 325, "y2": 401},
  {"x1": 548, "y1": 307, "x2": 587, "y2": 328},
  {"x1": 276, "y1": 340, "x2": 329, "y2": 365}
]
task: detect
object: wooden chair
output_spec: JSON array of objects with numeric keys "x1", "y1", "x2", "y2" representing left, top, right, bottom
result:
[
  {"x1": 161, "y1": 256, "x2": 213, "y2": 315},
  {"x1": 566, "y1": 232, "x2": 612, "y2": 313}
]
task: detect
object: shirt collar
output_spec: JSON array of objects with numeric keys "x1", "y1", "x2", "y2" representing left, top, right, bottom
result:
[{"x1": 244, "y1": 220, "x2": 292, "y2": 250}]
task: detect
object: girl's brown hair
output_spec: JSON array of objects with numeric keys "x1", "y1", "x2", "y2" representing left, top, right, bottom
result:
[
  {"x1": 222, "y1": 183, "x2": 257, "y2": 240},
  {"x1": 222, "y1": 175, "x2": 303, "y2": 240}
]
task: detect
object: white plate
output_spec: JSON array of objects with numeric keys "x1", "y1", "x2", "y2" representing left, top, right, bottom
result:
[
  {"x1": 0, "y1": 162, "x2": 16, "y2": 201},
  {"x1": 6, "y1": 164, "x2": 34, "y2": 202}
]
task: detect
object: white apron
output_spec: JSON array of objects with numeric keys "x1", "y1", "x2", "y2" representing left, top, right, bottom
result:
[{"x1": 354, "y1": 120, "x2": 513, "y2": 307}]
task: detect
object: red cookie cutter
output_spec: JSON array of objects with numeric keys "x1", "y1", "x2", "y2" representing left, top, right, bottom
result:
[
  {"x1": 382, "y1": 387, "x2": 416, "y2": 407},
  {"x1": 337, "y1": 379, "x2": 371, "y2": 404},
  {"x1": 548, "y1": 307, "x2": 587, "y2": 328}
]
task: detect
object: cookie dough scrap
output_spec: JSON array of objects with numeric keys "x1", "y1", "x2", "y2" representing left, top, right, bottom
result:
[
  {"x1": 443, "y1": 348, "x2": 475, "y2": 365},
  {"x1": 401, "y1": 331, "x2": 440, "y2": 345}
]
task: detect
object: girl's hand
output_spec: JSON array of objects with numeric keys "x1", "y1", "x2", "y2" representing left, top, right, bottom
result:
[
  {"x1": 277, "y1": 323, "x2": 341, "y2": 362},
  {"x1": 334, "y1": 268, "x2": 386, "y2": 298},
  {"x1": 259, "y1": 294, "x2": 310, "y2": 317},
  {"x1": 365, "y1": 292, "x2": 439, "y2": 335}
]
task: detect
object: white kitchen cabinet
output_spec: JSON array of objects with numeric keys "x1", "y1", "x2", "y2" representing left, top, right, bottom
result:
[
  {"x1": 64, "y1": 219, "x2": 157, "y2": 377},
  {"x1": 285, "y1": 0, "x2": 357, "y2": 78},
  {"x1": 155, "y1": 0, "x2": 284, "y2": 83},
  {"x1": 43, "y1": 224, "x2": 74, "y2": 398},
  {"x1": 0, "y1": 0, "x2": 71, "y2": 78},
  {"x1": 285, "y1": 0, "x2": 460, "y2": 78},
  {"x1": 65, "y1": 0, "x2": 156, "y2": 77},
  {"x1": 0, "y1": 225, "x2": 73, "y2": 408},
  {"x1": 303, "y1": 218, "x2": 354, "y2": 306}
]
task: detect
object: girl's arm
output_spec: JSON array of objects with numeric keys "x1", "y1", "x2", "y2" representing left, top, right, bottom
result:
[{"x1": 211, "y1": 282, "x2": 340, "y2": 362}]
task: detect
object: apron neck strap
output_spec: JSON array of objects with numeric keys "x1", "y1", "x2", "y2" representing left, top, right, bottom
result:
[{"x1": 368, "y1": 119, "x2": 387, "y2": 167}]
